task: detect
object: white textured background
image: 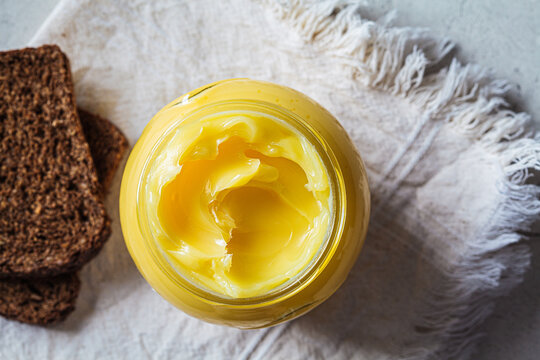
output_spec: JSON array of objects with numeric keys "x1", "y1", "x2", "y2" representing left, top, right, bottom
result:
[{"x1": 1, "y1": 0, "x2": 539, "y2": 359}]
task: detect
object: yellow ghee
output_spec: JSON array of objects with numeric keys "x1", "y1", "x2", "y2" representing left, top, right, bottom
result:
[
  {"x1": 148, "y1": 111, "x2": 331, "y2": 297},
  {"x1": 120, "y1": 79, "x2": 370, "y2": 328}
]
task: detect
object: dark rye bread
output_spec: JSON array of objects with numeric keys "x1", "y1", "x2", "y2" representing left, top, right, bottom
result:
[
  {"x1": 0, "y1": 45, "x2": 110, "y2": 277},
  {"x1": 0, "y1": 273, "x2": 80, "y2": 325},
  {"x1": 0, "y1": 110, "x2": 128, "y2": 325}
]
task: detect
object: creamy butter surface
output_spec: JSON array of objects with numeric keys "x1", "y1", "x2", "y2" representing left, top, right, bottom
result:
[{"x1": 146, "y1": 111, "x2": 332, "y2": 298}]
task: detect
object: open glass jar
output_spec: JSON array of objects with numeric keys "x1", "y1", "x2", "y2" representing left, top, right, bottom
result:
[{"x1": 120, "y1": 79, "x2": 370, "y2": 329}]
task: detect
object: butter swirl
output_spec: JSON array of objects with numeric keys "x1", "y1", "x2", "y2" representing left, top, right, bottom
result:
[{"x1": 146, "y1": 111, "x2": 331, "y2": 298}]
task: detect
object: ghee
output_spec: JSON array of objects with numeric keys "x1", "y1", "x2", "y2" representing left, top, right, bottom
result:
[
  {"x1": 149, "y1": 112, "x2": 331, "y2": 298},
  {"x1": 120, "y1": 79, "x2": 370, "y2": 328}
]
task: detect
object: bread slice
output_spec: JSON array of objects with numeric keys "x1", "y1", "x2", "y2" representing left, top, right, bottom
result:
[
  {"x1": 0, "y1": 109, "x2": 128, "y2": 325},
  {"x1": 0, "y1": 45, "x2": 110, "y2": 277},
  {"x1": 0, "y1": 273, "x2": 80, "y2": 325}
]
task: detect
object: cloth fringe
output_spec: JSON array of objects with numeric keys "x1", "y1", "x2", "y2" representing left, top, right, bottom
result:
[{"x1": 265, "y1": 1, "x2": 540, "y2": 359}]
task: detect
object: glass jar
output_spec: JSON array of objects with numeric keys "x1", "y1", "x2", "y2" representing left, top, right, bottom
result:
[{"x1": 120, "y1": 79, "x2": 370, "y2": 329}]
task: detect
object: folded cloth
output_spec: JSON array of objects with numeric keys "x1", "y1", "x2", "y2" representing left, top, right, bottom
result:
[{"x1": 2, "y1": 0, "x2": 538, "y2": 359}]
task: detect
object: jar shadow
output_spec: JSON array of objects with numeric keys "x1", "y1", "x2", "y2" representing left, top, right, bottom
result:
[
  {"x1": 261, "y1": 203, "x2": 536, "y2": 359},
  {"x1": 290, "y1": 224, "x2": 433, "y2": 357},
  {"x1": 257, "y1": 211, "x2": 475, "y2": 358}
]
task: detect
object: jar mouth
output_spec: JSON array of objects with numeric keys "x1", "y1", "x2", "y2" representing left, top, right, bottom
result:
[{"x1": 136, "y1": 98, "x2": 347, "y2": 307}]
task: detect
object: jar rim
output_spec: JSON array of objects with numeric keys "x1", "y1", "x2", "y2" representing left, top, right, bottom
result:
[{"x1": 135, "y1": 84, "x2": 347, "y2": 307}]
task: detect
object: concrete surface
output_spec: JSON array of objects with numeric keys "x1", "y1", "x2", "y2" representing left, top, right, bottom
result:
[{"x1": 1, "y1": 0, "x2": 539, "y2": 359}]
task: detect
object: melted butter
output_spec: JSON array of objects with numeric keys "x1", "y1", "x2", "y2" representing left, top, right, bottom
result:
[{"x1": 146, "y1": 112, "x2": 331, "y2": 298}]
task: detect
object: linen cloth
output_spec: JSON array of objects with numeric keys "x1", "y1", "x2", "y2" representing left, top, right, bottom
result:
[{"x1": 1, "y1": 1, "x2": 539, "y2": 359}]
